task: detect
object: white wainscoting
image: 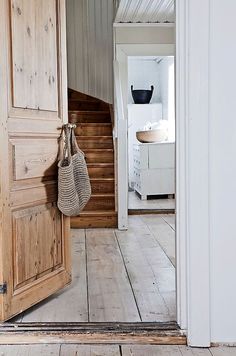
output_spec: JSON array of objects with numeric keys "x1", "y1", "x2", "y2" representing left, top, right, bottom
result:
[{"x1": 66, "y1": 0, "x2": 114, "y2": 103}]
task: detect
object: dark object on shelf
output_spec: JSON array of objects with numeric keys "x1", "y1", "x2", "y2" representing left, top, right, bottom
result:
[{"x1": 131, "y1": 85, "x2": 154, "y2": 104}]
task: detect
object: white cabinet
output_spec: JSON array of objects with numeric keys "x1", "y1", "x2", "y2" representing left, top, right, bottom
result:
[
  {"x1": 133, "y1": 142, "x2": 175, "y2": 199},
  {"x1": 128, "y1": 103, "x2": 163, "y2": 188}
]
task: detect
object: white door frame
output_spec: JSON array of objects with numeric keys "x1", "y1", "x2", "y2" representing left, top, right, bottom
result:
[
  {"x1": 176, "y1": 0, "x2": 211, "y2": 346},
  {"x1": 116, "y1": 44, "x2": 174, "y2": 230},
  {"x1": 115, "y1": 0, "x2": 211, "y2": 345}
]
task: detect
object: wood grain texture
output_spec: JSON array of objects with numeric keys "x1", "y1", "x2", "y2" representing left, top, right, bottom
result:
[
  {"x1": 122, "y1": 345, "x2": 212, "y2": 355},
  {"x1": 22, "y1": 229, "x2": 88, "y2": 322},
  {"x1": 68, "y1": 90, "x2": 117, "y2": 228},
  {"x1": 11, "y1": 0, "x2": 58, "y2": 111},
  {"x1": 13, "y1": 204, "x2": 62, "y2": 290},
  {"x1": 9, "y1": 215, "x2": 175, "y2": 323},
  {"x1": 141, "y1": 215, "x2": 176, "y2": 266},
  {"x1": 71, "y1": 211, "x2": 118, "y2": 229},
  {"x1": 0, "y1": 0, "x2": 70, "y2": 322},
  {"x1": 86, "y1": 229, "x2": 141, "y2": 322},
  {"x1": 116, "y1": 216, "x2": 176, "y2": 322},
  {"x1": 0, "y1": 345, "x2": 234, "y2": 354},
  {"x1": 12, "y1": 138, "x2": 59, "y2": 180},
  {"x1": 210, "y1": 347, "x2": 236, "y2": 356},
  {"x1": 0, "y1": 344, "x2": 60, "y2": 355},
  {"x1": 60, "y1": 345, "x2": 120, "y2": 356},
  {"x1": 0, "y1": 331, "x2": 185, "y2": 345}
]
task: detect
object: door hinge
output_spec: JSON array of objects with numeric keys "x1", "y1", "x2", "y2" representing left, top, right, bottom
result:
[{"x1": 0, "y1": 283, "x2": 7, "y2": 294}]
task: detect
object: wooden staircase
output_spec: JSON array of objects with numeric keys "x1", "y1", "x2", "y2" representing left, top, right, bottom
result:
[{"x1": 68, "y1": 88, "x2": 117, "y2": 228}]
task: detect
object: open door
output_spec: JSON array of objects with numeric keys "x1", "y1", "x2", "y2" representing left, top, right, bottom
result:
[{"x1": 0, "y1": 0, "x2": 71, "y2": 321}]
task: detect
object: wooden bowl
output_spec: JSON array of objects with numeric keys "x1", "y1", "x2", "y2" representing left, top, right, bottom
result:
[{"x1": 136, "y1": 129, "x2": 168, "y2": 143}]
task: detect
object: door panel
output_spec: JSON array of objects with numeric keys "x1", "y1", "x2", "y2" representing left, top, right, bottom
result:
[
  {"x1": 0, "y1": 0, "x2": 70, "y2": 321},
  {"x1": 11, "y1": 0, "x2": 58, "y2": 111}
]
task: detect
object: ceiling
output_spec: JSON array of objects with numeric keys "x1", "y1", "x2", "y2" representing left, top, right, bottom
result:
[{"x1": 115, "y1": 0, "x2": 175, "y2": 24}]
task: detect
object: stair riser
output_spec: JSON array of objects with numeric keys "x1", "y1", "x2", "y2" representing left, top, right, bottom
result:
[
  {"x1": 71, "y1": 215, "x2": 118, "y2": 229},
  {"x1": 69, "y1": 112, "x2": 110, "y2": 123},
  {"x1": 77, "y1": 139, "x2": 113, "y2": 149},
  {"x1": 85, "y1": 151, "x2": 114, "y2": 164},
  {"x1": 75, "y1": 125, "x2": 112, "y2": 137},
  {"x1": 90, "y1": 181, "x2": 115, "y2": 194},
  {"x1": 69, "y1": 101, "x2": 101, "y2": 111},
  {"x1": 88, "y1": 167, "x2": 114, "y2": 178},
  {"x1": 84, "y1": 197, "x2": 115, "y2": 211},
  {"x1": 68, "y1": 91, "x2": 97, "y2": 101}
]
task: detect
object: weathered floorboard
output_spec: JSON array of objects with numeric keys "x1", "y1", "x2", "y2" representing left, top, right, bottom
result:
[
  {"x1": 0, "y1": 344, "x2": 60, "y2": 355},
  {"x1": 86, "y1": 229, "x2": 141, "y2": 322},
  {"x1": 116, "y1": 216, "x2": 176, "y2": 322},
  {"x1": 60, "y1": 344, "x2": 120, "y2": 356}
]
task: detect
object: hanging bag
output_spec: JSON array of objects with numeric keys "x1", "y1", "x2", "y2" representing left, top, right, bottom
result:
[{"x1": 57, "y1": 124, "x2": 91, "y2": 216}]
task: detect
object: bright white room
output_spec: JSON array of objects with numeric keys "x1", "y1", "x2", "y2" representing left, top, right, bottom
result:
[{"x1": 127, "y1": 55, "x2": 175, "y2": 213}]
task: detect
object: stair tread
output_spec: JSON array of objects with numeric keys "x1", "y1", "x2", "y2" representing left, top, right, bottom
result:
[
  {"x1": 77, "y1": 136, "x2": 112, "y2": 139},
  {"x1": 90, "y1": 193, "x2": 115, "y2": 197},
  {"x1": 69, "y1": 110, "x2": 110, "y2": 115},
  {"x1": 84, "y1": 148, "x2": 114, "y2": 152},
  {"x1": 90, "y1": 177, "x2": 114, "y2": 181},
  {"x1": 69, "y1": 98, "x2": 99, "y2": 103},
  {"x1": 78, "y1": 210, "x2": 117, "y2": 216},
  {"x1": 76, "y1": 123, "x2": 111, "y2": 126},
  {"x1": 87, "y1": 162, "x2": 114, "y2": 167}
]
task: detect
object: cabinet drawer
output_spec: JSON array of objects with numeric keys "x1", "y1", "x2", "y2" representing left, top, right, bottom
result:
[
  {"x1": 149, "y1": 143, "x2": 175, "y2": 169},
  {"x1": 133, "y1": 144, "x2": 148, "y2": 169}
]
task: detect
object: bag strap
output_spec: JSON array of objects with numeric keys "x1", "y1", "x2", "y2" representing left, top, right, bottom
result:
[
  {"x1": 71, "y1": 126, "x2": 85, "y2": 156},
  {"x1": 63, "y1": 125, "x2": 72, "y2": 161}
]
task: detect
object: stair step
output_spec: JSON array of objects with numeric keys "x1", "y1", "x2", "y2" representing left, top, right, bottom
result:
[
  {"x1": 77, "y1": 136, "x2": 113, "y2": 149},
  {"x1": 69, "y1": 99, "x2": 108, "y2": 110},
  {"x1": 87, "y1": 163, "x2": 114, "y2": 178},
  {"x1": 84, "y1": 149, "x2": 114, "y2": 163},
  {"x1": 84, "y1": 193, "x2": 115, "y2": 211},
  {"x1": 75, "y1": 123, "x2": 112, "y2": 137},
  {"x1": 69, "y1": 111, "x2": 110, "y2": 123},
  {"x1": 90, "y1": 178, "x2": 115, "y2": 194},
  {"x1": 71, "y1": 210, "x2": 118, "y2": 228},
  {"x1": 68, "y1": 99, "x2": 103, "y2": 111},
  {"x1": 68, "y1": 89, "x2": 99, "y2": 101}
]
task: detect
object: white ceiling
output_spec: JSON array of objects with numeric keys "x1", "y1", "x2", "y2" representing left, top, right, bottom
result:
[{"x1": 115, "y1": 0, "x2": 175, "y2": 23}]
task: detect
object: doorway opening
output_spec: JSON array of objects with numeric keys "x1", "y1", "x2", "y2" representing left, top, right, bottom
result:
[
  {"x1": 9, "y1": 64, "x2": 177, "y2": 327},
  {"x1": 127, "y1": 55, "x2": 175, "y2": 214},
  {"x1": 0, "y1": 0, "x2": 188, "y2": 344}
]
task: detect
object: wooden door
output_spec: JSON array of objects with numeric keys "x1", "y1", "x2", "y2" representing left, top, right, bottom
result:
[{"x1": 0, "y1": 0, "x2": 71, "y2": 321}]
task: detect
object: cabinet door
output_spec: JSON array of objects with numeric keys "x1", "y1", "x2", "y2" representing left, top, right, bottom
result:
[{"x1": 0, "y1": 0, "x2": 71, "y2": 321}]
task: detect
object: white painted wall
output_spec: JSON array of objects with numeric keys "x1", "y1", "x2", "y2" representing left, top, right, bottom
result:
[
  {"x1": 208, "y1": 0, "x2": 236, "y2": 343},
  {"x1": 159, "y1": 57, "x2": 175, "y2": 140},
  {"x1": 128, "y1": 59, "x2": 161, "y2": 103},
  {"x1": 178, "y1": 0, "x2": 236, "y2": 345},
  {"x1": 114, "y1": 24, "x2": 174, "y2": 44},
  {"x1": 66, "y1": 0, "x2": 114, "y2": 103}
]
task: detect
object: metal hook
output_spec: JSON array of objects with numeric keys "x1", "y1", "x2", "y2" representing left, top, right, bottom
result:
[{"x1": 63, "y1": 123, "x2": 76, "y2": 129}]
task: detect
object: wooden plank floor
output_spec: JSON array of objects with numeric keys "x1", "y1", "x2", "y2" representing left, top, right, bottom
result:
[
  {"x1": 16, "y1": 215, "x2": 176, "y2": 323},
  {"x1": 0, "y1": 345, "x2": 235, "y2": 355}
]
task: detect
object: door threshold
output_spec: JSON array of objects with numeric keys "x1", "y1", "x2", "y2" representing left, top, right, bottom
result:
[{"x1": 0, "y1": 322, "x2": 186, "y2": 345}]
